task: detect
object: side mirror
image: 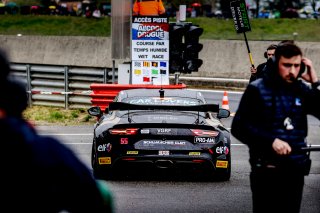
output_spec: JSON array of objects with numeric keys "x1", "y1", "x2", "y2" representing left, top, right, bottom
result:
[
  {"x1": 87, "y1": 106, "x2": 102, "y2": 117},
  {"x1": 217, "y1": 108, "x2": 230, "y2": 119}
]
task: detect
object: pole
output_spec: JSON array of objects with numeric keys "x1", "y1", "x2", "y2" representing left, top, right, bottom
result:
[
  {"x1": 243, "y1": 32, "x2": 255, "y2": 68},
  {"x1": 301, "y1": 147, "x2": 320, "y2": 152},
  {"x1": 112, "y1": 59, "x2": 115, "y2": 84}
]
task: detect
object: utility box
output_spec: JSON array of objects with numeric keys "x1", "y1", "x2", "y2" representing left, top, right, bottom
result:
[{"x1": 118, "y1": 63, "x2": 131, "y2": 84}]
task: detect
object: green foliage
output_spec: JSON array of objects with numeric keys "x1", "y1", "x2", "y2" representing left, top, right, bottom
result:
[
  {"x1": 185, "y1": 17, "x2": 320, "y2": 41},
  {"x1": 0, "y1": 15, "x2": 110, "y2": 37},
  {"x1": 1, "y1": 15, "x2": 320, "y2": 41},
  {"x1": 83, "y1": 114, "x2": 93, "y2": 122},
  {"x1": 49, "y1": 111, "x2": 66, "y2": 120},
  {"x1": 8, "y1": 0, "x2": 110, "y2": 7},
  {"x1": 10, "y1": 0, "x2": 40, "y2": 5},
  {"x1": 71, "y1": 111, "x2": 79, "y2": 118},
  {"x1": 23, "y1": 106, "x2": 96, "y2": 125}
]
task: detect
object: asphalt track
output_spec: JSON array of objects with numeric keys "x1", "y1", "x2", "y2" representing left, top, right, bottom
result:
[{"x1": 36, "y1": 89, "x2": 320, "y2": 213}]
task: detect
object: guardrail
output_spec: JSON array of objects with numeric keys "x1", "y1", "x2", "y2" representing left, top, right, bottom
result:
[
  {"x1": 10, "y1": 63, "x2": 115, "y2": 109},
  {"x1": 10, "y1": 63, "x2": 248, "y2": 109},
  {"x1": 175, "y1": 76, "x2": 248, "y2": 91}
]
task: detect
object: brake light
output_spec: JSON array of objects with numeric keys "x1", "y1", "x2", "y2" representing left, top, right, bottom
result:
[
  {"x1": 192, "y1": 159, "x2": 205, "y2": 163},
  {"x1": 191, "y1": 129, "x2": 219, "y2": 137},
  {"x1": 122, "y1": 157, "x2": 136, "y2": 161},
  {"x1": 109, "y1": 128, "x2": 139, "y2": 135}
]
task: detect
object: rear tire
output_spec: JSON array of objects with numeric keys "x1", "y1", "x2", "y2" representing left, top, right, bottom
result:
[
  {"x1": 214, "y1": 166, "x2": 231, "y2": 181},
  {"x1": 214, "y1": 156, "x2": 231, "y2": 181},
  {"x1": 93, "y1": 167, "x2": 113, "y2": 180}
]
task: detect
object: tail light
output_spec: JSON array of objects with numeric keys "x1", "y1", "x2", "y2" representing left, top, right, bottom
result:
[
  {"x1": 192, "y1": 159, "x2": 206, "y2": 163},
  {"x1": 109, "y1": 128, "x2": 139, "y2": 135},
  {"x1": 191, "y1": 129, "x2": 219, "y2": 137},
  {"x1": 122, "y1": 157, "x2": 136, "y2": 161}
]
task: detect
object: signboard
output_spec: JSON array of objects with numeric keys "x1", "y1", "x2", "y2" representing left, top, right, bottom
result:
[
  {"x1": 230, "y1": 0, "x2": 251, "y2": 33},
  {"x1": 131, "y1": 16, "x2": 169, "y2": 85}
]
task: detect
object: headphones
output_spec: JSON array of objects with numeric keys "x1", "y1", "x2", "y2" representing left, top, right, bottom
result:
[
  {"x1": 298, "y1": 61, "x2": 306, "y2": 77},
  {"x1": 264, "y1": 44, "x2": 278, "y2": 59},
  {"x1": 265, "y1": 42, "x2": 305, "y2": 77}
]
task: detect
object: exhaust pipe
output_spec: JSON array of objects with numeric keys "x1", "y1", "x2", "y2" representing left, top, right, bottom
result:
[{"x1": 155, "y1": 160, "x2": 174, "y2": 169}]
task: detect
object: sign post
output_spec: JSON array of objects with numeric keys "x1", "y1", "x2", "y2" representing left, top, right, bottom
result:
[
  {"x1": 230, "y1": 0, "x2": 254, "y2": 68},
  {"x1": 131, "y1": 16, "x2": 169, "y2": 85}
]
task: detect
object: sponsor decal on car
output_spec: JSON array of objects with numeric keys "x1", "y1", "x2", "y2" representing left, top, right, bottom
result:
[
  {"x1": 140, "y1": 129, "x2": 150, "y2": 134},
  {"x1": 151, "y1": 116, "x2": 178, "y2": 121},
  {"x1": 135, "y1": 140, "x2": 193, "y2": 150},
  {"x1": 127, "y1": 151, "x2": 139, "y2": 154},
  {"x1": 216, "y1": 160, "x2": 228, "y2": 168},
  {"x1": 194, "y1": 137, "x2": 215, "y2": 143},
  {"x1": 128, "y1": 98, "x2": 199, "y2": 106},
  {"x1": 97, "y1": 143, "x2": 112, "y2": 152},
  {"x1": 99, "y1": 157, "x2": 111, "y2": 165},
  {"x1": 159, "y1": 150, "x2": 170, "y2": 155},
  {"x1": 143, "y1": 140, "x2": 185, "y2": 145},
  {"x1": 106, "y1": 143, "x2": 112, "y2": 152},
  {"x1": 189, "y1": 152, "x2": 201, "y2": 155},
  {"x1": 216, "y1": 146, "x2": 229, "y2": 155},
  {"x1": 157, "y1": 128, "x2": 172, "y2": 134},
  {"x1": 148, "y1": 128, "x2": 177, "y2": 135},
  {"x1": 120, "y1": 138, "x2": 129, "y2": 144}
]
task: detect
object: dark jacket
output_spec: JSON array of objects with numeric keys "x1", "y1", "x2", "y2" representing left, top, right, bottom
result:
[
  {"x1": 249, "y1": 62, "x2": 267, "y2": 83},
  {"x1": 232, "y1": 67, "x2": 320, "y2": 170},
  {"x1": 0, "y1": 117, "x2": 110, "y2": 213}
]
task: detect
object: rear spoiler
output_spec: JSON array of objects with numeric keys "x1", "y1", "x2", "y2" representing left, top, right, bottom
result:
[{"x1": 108, "y1": 102, "x2": 219, "y2": 113}]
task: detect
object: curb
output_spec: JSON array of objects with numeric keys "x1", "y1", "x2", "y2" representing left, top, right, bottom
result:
[{"x1": 170, "y1": 76, "x2": 249, "y2": 91}]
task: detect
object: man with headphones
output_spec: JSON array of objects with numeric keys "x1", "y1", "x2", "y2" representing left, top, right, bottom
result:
[
  {"x1": 232, "y1": 41, "x2": 320, "y2": 212},
  {"x1": 249, "y1": 44, "x2": 278, "y2": 83}
]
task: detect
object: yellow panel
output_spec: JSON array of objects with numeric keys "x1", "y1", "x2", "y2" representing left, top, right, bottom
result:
[
  {"x1": 99, "y1": 157, "x2": 111, "y2": 164},
  {"x1": 216, "y1": 160, "x2": 228, "y2": 168}
]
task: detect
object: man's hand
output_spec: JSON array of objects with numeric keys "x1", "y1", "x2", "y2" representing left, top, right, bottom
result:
[
  {"x1": 272, "y1": 138, "x2": 292, "y2": 155},
  {"x1": 301, "y1": 57, "x2": 319, "y2": 83},
  {"x1": 250, "y1": 66, "x2": 257, "y2": 74}
]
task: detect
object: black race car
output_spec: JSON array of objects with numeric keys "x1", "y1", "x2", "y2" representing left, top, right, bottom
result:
[{"x1": 88, "y1": 88, "x2": 231, "y2": 181}]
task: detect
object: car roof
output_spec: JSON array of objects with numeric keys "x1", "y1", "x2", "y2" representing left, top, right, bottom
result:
[{"x1": 117, "y1": 88, "x2": 205, "y2": 100}]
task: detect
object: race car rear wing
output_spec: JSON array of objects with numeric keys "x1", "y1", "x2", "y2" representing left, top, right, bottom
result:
[{"x1": 108, "y1": 102, "x2": 220, "y2": 113}]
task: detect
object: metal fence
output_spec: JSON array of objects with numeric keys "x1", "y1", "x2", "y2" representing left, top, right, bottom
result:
[
  {"x1": 10, "y1": 63, "x2": 117, "y2": 109},
  {"x1": 9, "y1": 63, "x2": 248, "y2": 110}
]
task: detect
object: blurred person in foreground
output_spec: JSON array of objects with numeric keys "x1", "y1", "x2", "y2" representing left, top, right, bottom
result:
[
  {"x1": 133, "y1": 0, "x2": 166, "y2": 16},
  {"x1": 231, "y1": 41, "x2": 320, "y2": 213},
  {"x1": 0, "y1": 48, "x2": 113, "y2": 213},
  {"x1": 249, "y1": 44, "x2": 277, "y2": 83}
]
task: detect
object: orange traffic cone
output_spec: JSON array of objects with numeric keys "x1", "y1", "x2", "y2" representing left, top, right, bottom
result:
[{"x1": 222, "y1": 91, "x2": 230, "y2": 110}]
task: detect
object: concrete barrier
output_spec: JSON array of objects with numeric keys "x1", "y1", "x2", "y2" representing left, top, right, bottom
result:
[{"x1": 1, "y1": 35, "x2": 319, "y2": 80}]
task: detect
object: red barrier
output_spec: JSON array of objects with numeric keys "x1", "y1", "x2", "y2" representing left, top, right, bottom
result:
[{"x1": 90, "y1": 83, "x2": 187, "y2": 110}]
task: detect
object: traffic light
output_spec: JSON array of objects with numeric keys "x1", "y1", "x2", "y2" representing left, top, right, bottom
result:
[
  {"x1": 169, "y1": 23, "x2": 204, "y2": 74},
  {"x1": 169, "y1": 23, "x2": 185, "y2": 73},
  {"x1": 183, "y1": 25, "x2": 203, "y2": 73}
]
